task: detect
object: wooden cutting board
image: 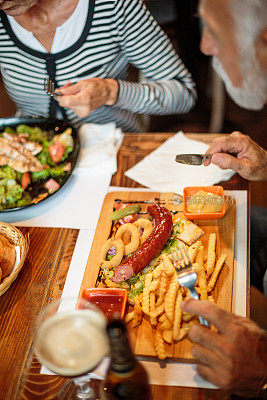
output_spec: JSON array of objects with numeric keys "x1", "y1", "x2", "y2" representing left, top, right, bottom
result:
[{"x1": 79, "y1": 191, "x2": 236, "y2": 362}]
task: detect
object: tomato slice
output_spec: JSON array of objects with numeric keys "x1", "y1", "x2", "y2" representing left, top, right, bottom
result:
[
  {"x1": 21, "y1": 172, "x2": 31, "y2": 189},
  {"x1": 48, "y1": 142, "x2": 65, "y2": 163},
  {"x1": 44, "y1": 178, "x2": 60, "y2": 193}
]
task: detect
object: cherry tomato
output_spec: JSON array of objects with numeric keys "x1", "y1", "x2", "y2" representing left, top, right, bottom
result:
[
  {"x1": 21, "y1": 172, "x2": 31, "y2": 189},
  {"x1": 48, "y1": 142, "x2": 65, "y2": 163}
]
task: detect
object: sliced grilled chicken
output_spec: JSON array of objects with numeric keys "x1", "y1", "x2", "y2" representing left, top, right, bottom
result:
[
  {"x1": 3, "y1": 133, "x2": 42, "y2": 155},
  {"x1": 23, "y1": 141, "x2": 42, "y2": 155},
  {"x1": 0, "y1": 155, "x2": 29, "y2": 173},
  {"x1": 0, "y1": 137, "x2": 44, "y2": 172}
]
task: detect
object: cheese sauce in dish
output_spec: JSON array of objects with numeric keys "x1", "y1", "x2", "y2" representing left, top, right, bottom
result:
[{"x1": 186, "y1": 190, "x2": 223, "y2": 213}]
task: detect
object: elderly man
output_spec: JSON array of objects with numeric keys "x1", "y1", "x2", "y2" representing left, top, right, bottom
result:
[{"x1": 181, "y1": 0, "x2": 267, "y2": 398}]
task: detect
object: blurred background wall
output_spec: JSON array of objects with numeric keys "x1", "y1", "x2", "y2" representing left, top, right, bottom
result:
[{"x1": 0, "y1": 0, "x2": 266, "y2": 205}]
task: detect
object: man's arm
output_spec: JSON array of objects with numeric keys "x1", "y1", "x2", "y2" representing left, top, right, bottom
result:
[
  {"x1": 181, "y1": 299, "x2": 267, "y2": 397},
  {"x1": 204, "y1": 131, "x2": 267, "y2": 181},
  {"x1": 181, "y1": 299, "x2": 267, "y2": 398}
]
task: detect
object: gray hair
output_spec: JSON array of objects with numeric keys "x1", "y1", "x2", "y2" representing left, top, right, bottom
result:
[
  {"x1": 222, "y1": 0, "x2": 267, "y2": 108},
  {"x1": 230, "y1": 0, "x2": 267, "y2": 47}
]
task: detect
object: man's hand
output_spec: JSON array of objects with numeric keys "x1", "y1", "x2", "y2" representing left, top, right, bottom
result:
[
  {"x1": 181, "y1": 299, "x2": 267, "y2": 398},
  {"x1": 204, "y1": 131, "x2": 267, "y2": 181},
  {"x1": 56, "y1": 78, "x2": 119, "y2": 118}
]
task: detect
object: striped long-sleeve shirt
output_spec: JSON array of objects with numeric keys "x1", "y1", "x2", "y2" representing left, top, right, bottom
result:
[{"x1": 0, "y1": 0, "x2": 196, "y2": 131}]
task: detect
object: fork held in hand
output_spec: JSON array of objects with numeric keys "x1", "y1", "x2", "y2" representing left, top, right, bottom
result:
[
  {"x1": 171, "y1": 245, "x2": 209, "y2": 327},
  {"x1": 44, "y1": 78, "x2": 61, "y2": 99}
]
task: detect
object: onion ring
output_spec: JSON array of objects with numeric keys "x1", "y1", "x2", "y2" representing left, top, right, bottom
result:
[
  {"x1": 115, "y1": 223, "x2": 140, "y2": 255},
  {"x1": 99, "y1": 238, "x2": 124, "y2": 269},
  {"x1": 133, "y1": 218, "x2": 153, "y2": 245}
]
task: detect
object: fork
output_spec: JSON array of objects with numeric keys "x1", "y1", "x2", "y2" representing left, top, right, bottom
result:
[
  {"x1": 171, "y1": 245, "x2": 209, "y2": 327},
  {"x1": 44, "y1": 78, "x2": 61, "y2": 99}
]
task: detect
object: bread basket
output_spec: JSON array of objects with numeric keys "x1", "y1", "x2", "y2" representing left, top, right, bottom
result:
[{"x1": 0, "y1": 222, "x2": 29, "y2": 296}]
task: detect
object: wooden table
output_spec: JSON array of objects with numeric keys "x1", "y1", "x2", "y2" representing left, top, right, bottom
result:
[{"x1": 0, "y1": 133, "x2": 249, "y2": 400}]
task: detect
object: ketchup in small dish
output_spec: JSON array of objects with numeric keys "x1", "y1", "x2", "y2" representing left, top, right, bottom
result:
[{"x1": 82, "y1": 288, "x2": 127, "y2": 320}]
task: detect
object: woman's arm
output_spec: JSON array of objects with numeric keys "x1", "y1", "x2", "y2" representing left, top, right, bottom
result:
[
  {"x1": 57, "y1": 0, "x2": 196, "y2": 117},
  {"x1": 113, "y1": 0, "x2": 197, "y2": 115}
]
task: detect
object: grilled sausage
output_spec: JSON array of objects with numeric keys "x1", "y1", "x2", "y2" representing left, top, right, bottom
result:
[{"x1": 112, "y1": 204, "x2": 172, "y2": 283}]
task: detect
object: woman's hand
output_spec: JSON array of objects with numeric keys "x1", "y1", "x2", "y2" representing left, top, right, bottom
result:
[
  {"x1": 181, "y1": 299, "x2": 267, "y2": 398},
  {"x1": 204, "y1": 131, "x2": 267, "y2": 181},
  {"x1": 56, "y1": 78, "x2": 119, "y2": 118}
]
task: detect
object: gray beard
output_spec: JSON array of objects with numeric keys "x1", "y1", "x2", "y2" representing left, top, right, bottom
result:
[{"x1": 212, "y1": 57, "x2": 266, "y2": 110}]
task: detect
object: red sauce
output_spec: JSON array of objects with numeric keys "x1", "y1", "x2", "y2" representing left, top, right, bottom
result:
[{"x1": 82, "y1": 289, "x2": 127, "y2": 320}]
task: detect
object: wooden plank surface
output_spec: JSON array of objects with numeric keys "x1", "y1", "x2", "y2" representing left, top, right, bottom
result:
[
  {"x1": 0, "y1": 227, "x2": 79, "y2": 400},
  {"x1": 0, "y1": 133, "x2": 248, "y2": 400},
  {"x1": 79, "y1": 191, "x2": 235, "y2": 361}
]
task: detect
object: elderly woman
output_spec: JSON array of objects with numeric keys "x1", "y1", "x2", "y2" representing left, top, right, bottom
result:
[{"x1": 0, "y1": 0, "x2": 196, "y2": 131}]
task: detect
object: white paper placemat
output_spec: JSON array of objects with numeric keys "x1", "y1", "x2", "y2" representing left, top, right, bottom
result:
[
  {"x1": 0, "y1": 171, "x2": 112, "y2": 230},
  {"x1": 41, "y1": 189, "x2": 247, "y2": 389}
]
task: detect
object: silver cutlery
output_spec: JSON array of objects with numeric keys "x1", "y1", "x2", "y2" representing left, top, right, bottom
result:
[
  {"x1": 171, "y1": 244, "x2": 209, "y2": 327},
  {"x1": 43, "y1": 78, "x2": 62, "y2": 99},
  {"x1": 175, "y1": 154, "x2": 211, "y2": 165}
]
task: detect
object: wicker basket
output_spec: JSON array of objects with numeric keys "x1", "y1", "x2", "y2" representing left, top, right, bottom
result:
[{"x1": 0, "y1": 222, "x2": 29, "y2": 296}]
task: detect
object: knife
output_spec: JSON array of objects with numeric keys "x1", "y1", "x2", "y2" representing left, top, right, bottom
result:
[{"x1": 175, "y1": 154, "x2": 212, "y2": 166}]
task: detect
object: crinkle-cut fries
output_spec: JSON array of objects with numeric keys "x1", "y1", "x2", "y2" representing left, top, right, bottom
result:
[{"x1": 124, "y1": 233, "x2": 227, "y2": 360}]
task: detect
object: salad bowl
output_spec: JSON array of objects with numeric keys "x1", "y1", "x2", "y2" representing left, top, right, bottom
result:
[{"x1": 0, "y1": 117, "x2": 80, "y2": 212}]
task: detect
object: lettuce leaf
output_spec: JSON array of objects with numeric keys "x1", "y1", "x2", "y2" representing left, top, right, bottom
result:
[{"x1": 0, "y1": 178, "x2": 24, "y2": 209}]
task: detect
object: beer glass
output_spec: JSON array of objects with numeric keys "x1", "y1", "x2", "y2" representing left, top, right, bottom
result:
[{"x1": 33, "y1": 297, "x2": 108, "y2": 400}]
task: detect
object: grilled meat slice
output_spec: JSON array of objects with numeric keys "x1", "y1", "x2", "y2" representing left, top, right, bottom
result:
[
  {"x1": 0, "y1": 137, "x2": 43, "y2": 172},
  {"x1": 0, "y1": 155, "x2": 29, "y2": 173},
  {"x1": 3, "y1": 133, "x2": 42, "y2": 155}
]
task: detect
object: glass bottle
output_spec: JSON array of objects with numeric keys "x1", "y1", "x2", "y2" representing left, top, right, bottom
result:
[{"x1": 100, "y1": 319, "x2": 151, "y2": 400}]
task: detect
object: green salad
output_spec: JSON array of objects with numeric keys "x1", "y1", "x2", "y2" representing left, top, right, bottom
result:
[{"x1": 0, "y1": 124, "x2": 74, "y2": 211}]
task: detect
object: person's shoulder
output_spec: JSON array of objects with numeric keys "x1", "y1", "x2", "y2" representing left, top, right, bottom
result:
[
  {"x1": 99, "y1": 0, "x2": 141, "y2": 8},
  {"x1": 99, "y1": 0, "x2": 142, "y2": 16}
]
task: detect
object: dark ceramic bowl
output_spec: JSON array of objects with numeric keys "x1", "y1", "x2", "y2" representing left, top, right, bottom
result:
[{"x1": 0, "y1": 117, "x2": 80, "y2": 212}]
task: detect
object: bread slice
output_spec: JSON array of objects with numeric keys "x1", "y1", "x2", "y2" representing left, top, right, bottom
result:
[
  {"x1": 0, "y1": 235, "x2": 16, "y2": 279},
  {"x1": 0, "y1": 237, "x2": 4, "y2": 260},
  {"x1": 173, "y1": 213, "x2": 204, "y2": 245}
]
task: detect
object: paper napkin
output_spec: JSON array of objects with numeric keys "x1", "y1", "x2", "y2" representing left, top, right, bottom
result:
[
  {"x1": 125, "y1": 132, "x2": 235, "y2": 194},
  {"x1": 75, "y1": 122, "x2": 124, "y2": 175}
]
